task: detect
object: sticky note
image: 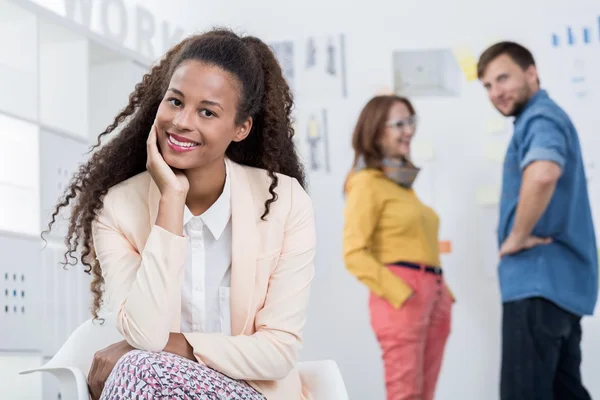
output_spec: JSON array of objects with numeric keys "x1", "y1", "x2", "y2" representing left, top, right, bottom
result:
[
  {"x1": 439, "y1": 240, "x2": 452, "y2": 254},
  {"x1": 484, "y1": 142, "x2": 506, "y2": 163},
  {"x1": 484, "y1": 117, "x2": 507, "y2": 135},
  {"x1": 411, "y1": 140, "x2": 434, "y2": 161},
  {"x1": 452, "y1": 44, "x2": 478, "y2": 82},
  {"x1": 476, "y1": 185, "x2": 500, "y2": 206}
]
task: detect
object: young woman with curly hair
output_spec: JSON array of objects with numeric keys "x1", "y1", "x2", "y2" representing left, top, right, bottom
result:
[{"x1": 45, "y1": 28, "x2": 315, "y2": 400}]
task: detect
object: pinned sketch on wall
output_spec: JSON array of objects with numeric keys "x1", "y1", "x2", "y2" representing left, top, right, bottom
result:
[
  {"x1": 306, "y1": 37, "x2": 317, "y2": 69},
  {"x1": 325, "y1": 37, "x2": 337, "y2": 76},
  {"x1": 546, "y1": 15, "x2": 600, "y2": 101},
  {"x1": 269, "y1": 41, "x2": 295, "y2": 91},
  {"x1": 393, "y1": 49, "x2": 461, "y2": 97},
  {"x1": 305, "y1": 109, "x2": 331, "y2": 173},
  {"x1": 297, "y1": 34, "x2": 347, "y2": 99},
  {"x1": 293, "y1": 107, "x2": 331, "y2": 174},
  {"x1": 570, "y1": 58, "x2": 587, "y2": 98}
]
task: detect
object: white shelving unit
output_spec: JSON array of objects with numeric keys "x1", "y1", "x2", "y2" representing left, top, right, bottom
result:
[
  {"x1": 0, "y1": 1, "x2": 148, "y2": 398},
  {"x1": 39, "y1": 19, "x2": 90, "y2": 140},
  {"x1": 0, "y1": 0, "x2": 38, "y2": 122},
  {"x1": 0, "y1": 115, "x2": 40, "y2": 236}
]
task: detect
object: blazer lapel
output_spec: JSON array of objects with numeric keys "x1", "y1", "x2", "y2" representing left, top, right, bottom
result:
[{"x1": 227, "y1": 158, "x2": 258, "y2": 335}]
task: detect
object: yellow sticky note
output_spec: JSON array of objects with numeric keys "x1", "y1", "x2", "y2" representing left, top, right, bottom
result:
[
  {"x1": 411, "y1": 140, "x2": 434, "y2": 161},
  {"x1": 476, "y1": 185, "x2": 500, "y2": 206},
  {"x1": 484, "y1": 142, "x2": 507, "y2": 163},
  {"x1": 484, "y1": 117, "x2": 507, "y2": 135},
  {"x1": 453, "y1": 44, "x2": 478, "y2": 82}
]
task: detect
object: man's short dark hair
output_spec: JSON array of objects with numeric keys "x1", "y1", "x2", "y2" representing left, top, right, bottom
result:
[{"x1": 477, "y1": 41, "x2": 536, "y2": 79}]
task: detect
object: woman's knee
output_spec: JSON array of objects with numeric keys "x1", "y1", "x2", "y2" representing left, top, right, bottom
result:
[
  {"x1": 115, "y1": 349, "x2": 156, "y2": 368},
  {"x1": 101, "y1": 350, "x2": 166, "y2": 399},
  {"x1": 109, "y1": 349, "x2": 167, "y2": 383}
]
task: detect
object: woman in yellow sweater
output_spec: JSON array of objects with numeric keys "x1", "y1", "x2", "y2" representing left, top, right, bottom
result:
[{"x1": 343, "y1": 95, "x2": 453, "y2": 400}]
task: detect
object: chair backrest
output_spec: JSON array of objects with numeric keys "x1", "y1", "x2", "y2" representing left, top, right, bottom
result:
[{"x1": 49, "y1": 315, "x2": 123, "y2": 376}]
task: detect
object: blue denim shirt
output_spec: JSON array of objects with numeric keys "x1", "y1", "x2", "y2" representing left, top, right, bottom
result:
[{"x1": 498, "y1": 89, "x2": 598, "y2": 316}]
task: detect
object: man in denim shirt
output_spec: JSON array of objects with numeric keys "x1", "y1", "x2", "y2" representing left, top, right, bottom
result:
[{"x1": 478, "y1": 42, "x2": 597, "y2": 400}]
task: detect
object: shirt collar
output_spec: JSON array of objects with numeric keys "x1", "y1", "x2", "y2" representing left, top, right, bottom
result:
[
  {"x1": 516, "y1": 89, "x2": 548, "y2": 119},
  {"x1": 183, "y1": 162, "x2": 231, "y2": 239}
]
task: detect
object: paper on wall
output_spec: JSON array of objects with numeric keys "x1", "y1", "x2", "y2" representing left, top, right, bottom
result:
[
  {"x1": 374, "y1": 85, "x2": 394, "y2": 95},
  {"x1": 439, "y1": 240, "x2": 452, "y2": 254},
  {"x1": 452, "y1": 44, "x2": 478, "y2": 82},
  {"x1": 411, "y1": 140, "x2": 434, "y2": 161},
  {"x1": 484, "y1": 142, "x2": 507, "y2": 163},
  {"x1": 484, "y1": 36, "x2": 502, "y2": 46},
  {"x1": 475, "y1": 185, "x2": 500, "y2": 206},
  {"x1": 484, "y1": 117, "x2": 507, "y2": 135}
]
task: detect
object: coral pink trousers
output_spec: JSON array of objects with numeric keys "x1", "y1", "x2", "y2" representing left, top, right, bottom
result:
[{"x1": 369, "y1": 265, "x2": 452, "y2": 400}]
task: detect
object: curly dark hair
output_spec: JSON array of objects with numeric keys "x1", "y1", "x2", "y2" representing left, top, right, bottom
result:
[{"x1": 43, "y1": 28, "x2": 306, "y2": 319}]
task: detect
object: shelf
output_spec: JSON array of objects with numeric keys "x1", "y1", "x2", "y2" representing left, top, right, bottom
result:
[
  {"x1": 0, "y1": 115, "x2": 40, "y2": 237},
  {"x1": 39, "y1": 19, "x2": 89, "y2": 139},
  {"x1": 0, "y1": 0, "x2": 38, "y2": 121},
  {"x1": 39, "y1": 128, "x2": 89, "y2": 240},
  {"x1": 88, "y1": 41, "x2": 148, "y2": 142},
  {"x1": 0, "y1": 0, "x2": 150, "y2": 355}
]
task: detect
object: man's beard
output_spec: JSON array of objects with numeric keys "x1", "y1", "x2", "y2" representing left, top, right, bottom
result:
[{"x1": 502, "y1": 85, "x2": 533, "y2": 117}]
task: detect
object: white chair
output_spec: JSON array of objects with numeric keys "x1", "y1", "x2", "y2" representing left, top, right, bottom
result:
[{"x1": 20, "y1": 317, "x2": 349, "y2": 400}]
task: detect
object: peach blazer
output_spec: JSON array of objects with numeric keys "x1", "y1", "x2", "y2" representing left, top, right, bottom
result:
[{"x1": 92, "y1": 158, "x2": 316, "y2": 400}]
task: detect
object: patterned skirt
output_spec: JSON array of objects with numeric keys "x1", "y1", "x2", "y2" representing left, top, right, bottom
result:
[{"x1": 100, "y1": 350, "x2": 265, "y2": 399}]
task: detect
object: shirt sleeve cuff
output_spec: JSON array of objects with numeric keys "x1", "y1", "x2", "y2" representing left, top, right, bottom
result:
[{"x1": 520, "y1": 147, "x2": 566, "y2": 171}]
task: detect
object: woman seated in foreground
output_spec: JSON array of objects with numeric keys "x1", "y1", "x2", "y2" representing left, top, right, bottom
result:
[{"x1": 47, "y1": 28, "x2": 316, "y2": 400}]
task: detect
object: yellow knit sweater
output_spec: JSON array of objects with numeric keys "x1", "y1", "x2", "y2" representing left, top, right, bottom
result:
[{"x1": 343, "y1": 168, "x2": 444, "y2": 308}]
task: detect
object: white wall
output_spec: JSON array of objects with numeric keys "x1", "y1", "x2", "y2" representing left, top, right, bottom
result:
[{"x1": 3, "y1": 0, "x2": 600, "y2": 399}]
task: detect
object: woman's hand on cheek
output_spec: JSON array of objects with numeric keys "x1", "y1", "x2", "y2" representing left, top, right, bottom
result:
[{"x1": 146, "y1": 121, "x2": 190, "y2": 198}]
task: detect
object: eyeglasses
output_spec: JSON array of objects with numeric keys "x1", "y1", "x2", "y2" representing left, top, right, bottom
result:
[{"x1": 385, "y1": 115, "x2": 417, "y2": 130}]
